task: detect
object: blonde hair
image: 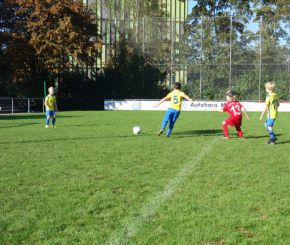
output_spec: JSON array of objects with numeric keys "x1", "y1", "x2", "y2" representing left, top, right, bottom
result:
[{"x1": 265, "y1": 82, "x2": 275, "y2": 92}]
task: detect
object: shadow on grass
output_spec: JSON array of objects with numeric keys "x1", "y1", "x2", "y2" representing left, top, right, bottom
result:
[
  {"x1": 0, "y1": 134, "x2": 151, "y2": 145},
  {"x1": 246, "y1": 134, "x2": 282, "y2": 139},
  {"x1": 63, "y1": 124, "x2": 115, "y2": 128},
  {"x1": 0, "y1": 123, "x2": 39, "y2": 129},
  {"x1": 175, "y1": 129, "x2": 222, "y2": 138},
  {"x1": 0, "y1": 114, "x2": 82, "y2": 120},
  {"x1": 275, "y1": 140, "x2": 290, "y2": 145}
]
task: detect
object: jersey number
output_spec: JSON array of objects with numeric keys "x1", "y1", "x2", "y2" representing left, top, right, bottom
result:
[
  {"x1": 173, "y1": 96, "x2": 178, "y2": 104},
  {"x1": 230, "y1": 105, "x2": 241, "y2": 116}
]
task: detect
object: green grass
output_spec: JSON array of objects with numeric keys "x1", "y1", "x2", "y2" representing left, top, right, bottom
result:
[{"x1": 1, "y1": 111, "x2": 290, "y2": 244}]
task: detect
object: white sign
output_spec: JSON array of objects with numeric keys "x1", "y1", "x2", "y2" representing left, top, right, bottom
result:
[{"x1": 104, "y1": 100, "x2": 290, "y2": 112}]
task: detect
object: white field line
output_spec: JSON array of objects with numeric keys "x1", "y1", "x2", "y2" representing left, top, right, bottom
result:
[{"x1": 107, "y1": 138, "x2": 218, "y2": 245}]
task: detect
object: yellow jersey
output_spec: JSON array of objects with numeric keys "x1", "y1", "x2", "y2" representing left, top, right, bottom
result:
[
  {"x1": 265, "y1": 92, "x2": 279, "y2": 119},
  {"x1": 166, "y1": 90, "x2": 185, "y2": 111},
  {"x1": 45, "y1": 95, "x2": 56, "y2": 111}
]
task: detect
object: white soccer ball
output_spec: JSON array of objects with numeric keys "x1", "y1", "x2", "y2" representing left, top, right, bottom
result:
[{"x1": 133, "y1": 126, "x2": 141, "y2": 135}]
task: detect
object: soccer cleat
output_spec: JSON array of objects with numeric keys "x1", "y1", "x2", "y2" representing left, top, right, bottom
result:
[
  {"x1": 52, "y1": 125, "x2": 56, "y2": 128},
  {"x1": 223, "y1": 136, "x2": 230, "y2": 140},
  {"x1": 157, "y1": 129, "x2": 164, "y2": 136},
  {"x1": 267, "y1": 141, "x2": 275, "y2": 145},
  {"x1": 45, "y1": 125, "x2": 49, "y2": 128},
  {"x1": 239, "y1": 137, "x2": 246, "y2": 140}
]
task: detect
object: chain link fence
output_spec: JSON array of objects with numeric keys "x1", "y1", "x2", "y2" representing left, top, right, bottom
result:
[
  {"x1": 98, "y1": 16, "x2": 290, "y2": 101},
  {"x1": 0, "y1": 98, "x2": 44, "y2": 114}
]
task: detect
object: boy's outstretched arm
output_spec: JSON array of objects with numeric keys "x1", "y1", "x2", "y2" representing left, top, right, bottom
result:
[
  {"x1": 241, "y1": 107, "x2": 250, "y2": 120},
  {"x1": 153, "y1": 96, "x2": 169, "y2": 108},
  {"x1": 182, "y1": 94, "x2": 193, "y2": 103}
]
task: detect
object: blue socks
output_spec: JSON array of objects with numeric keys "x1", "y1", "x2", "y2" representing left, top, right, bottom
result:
[
  {"x1": 267, "y1": 127, "x2": 276, "y2": 141},
  {"x1": 269, "y1": 130, "x2": 276, "y2": 141},
  {"x1": 46, "y1": 118, "x2": 56, "y2": 127}
]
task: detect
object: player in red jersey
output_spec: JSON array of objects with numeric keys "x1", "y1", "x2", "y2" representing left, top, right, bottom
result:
[{"x1": 217, "y1": 91, "x2": 250, "y2": 139}]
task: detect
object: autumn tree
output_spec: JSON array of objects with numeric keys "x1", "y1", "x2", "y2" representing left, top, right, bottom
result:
[
  {"x1": 0, "y1": 0, "x2": 40, "y2": 96},
  {"x1": 17, "y1": 0, "x2": 101, "y2": 74}
]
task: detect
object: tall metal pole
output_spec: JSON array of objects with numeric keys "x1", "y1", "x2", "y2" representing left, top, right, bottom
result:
[
  {"x1": 170, "y1": 17, "x2": 174, "y2": 87},
  {"x1": 142, "y1": 16, "x2": 145, "y2": 54},
  {"x1": 200, "y1": 17, "x2": 203, "y2": 100},
  {"x1": 114, "y1": 17, "x2": 117, "y2": 59},
  {"x1": 229, "y1": 16, "x2": 233, "y2": 89},
  {"x1": 11, "y1": 98, "x2": 14, "y2": 115},
  {"x1": 288, "y1": 59, "x2": 290, "y2": 101},
  {"x1": 142, "y1": 16, "x2": 145, "y2": 93},
  {"x1": 43, "y1": 80, "x2": 47, "y2": 98},
  {"x1": 28, "y1": 98, "x2": 30, "y2": 113},
  {"x1": 259, "y1": 16, "x2": 263, "y2": 102}
]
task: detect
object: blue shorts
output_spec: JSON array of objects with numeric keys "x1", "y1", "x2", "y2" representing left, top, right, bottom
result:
[
  {"x1": 46, "y1": 110, "x2": 56, "y2": 117},
  {"x1": 265, "y1": 119, "x2": 275, "y2": 127},
  {"x1": 164, "y1": 108, "x2": 180, "y2": 124}
]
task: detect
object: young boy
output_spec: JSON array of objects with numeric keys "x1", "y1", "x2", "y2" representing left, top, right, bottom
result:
[
  {"x1": 154, "y1": 82, "x2": 193, "y2": 137},
  {"x1": 217, "y1": 90, "x2": 249, "y2": 139},
  {"x1": 45, "y1": 87, "x2": 58, "y2": 128},
  {"x1": 260, "y1": 82, "x2": 279, "y2": 145}
]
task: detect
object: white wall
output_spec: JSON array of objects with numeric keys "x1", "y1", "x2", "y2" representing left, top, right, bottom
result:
[{"x1": 104, "y1": 100, "x2": 290, "y2": 112}]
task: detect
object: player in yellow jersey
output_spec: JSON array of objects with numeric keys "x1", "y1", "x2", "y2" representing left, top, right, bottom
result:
[
  {"x1": 260, "y1": 82, "x2": 279, "y2": 145},
  {"x1": 154, "y1": 82, "x2": 193, "y2": 137},
  {"x1": 45, "y1": 87, "x2": 58, "y2": 128}
]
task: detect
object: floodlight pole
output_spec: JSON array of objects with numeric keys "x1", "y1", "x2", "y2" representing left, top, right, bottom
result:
[
  {"x1": 199, "y1": 16, "x2": 203, "y2": 100},
  {"x1": 170, "y1": 17, "x2": 174, "y2": 87},
  {"x1": 259, "y1": 16, "x2": 263, "y2": 102},
  {"x1": 288, "y1": 58, "x2": 290, "y2": 101},
  {"x1": 142, "y1": 17, "x2": 145, "y2": 54},
  {"x1": 229, "y1": 15, "x2": 233, "y2": 89}
]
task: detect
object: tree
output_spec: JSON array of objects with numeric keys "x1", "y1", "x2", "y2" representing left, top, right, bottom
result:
[
  {"x1": 103, "y1": 36, "x2": 167, "y2": 99},
  {"x1": 0, "y1": 0, "x2": 40, "y2": 96},
  {"x1": 0, "y1": 0, "x2": 102, "y2": 97},
  {"x1": 16, "y1": 0, "x2": 101, "y2": 74}
]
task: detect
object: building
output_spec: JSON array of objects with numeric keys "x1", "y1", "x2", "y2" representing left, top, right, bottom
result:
[{"x1": 83, "y1": 0, "x2": 188, "y2": 84}]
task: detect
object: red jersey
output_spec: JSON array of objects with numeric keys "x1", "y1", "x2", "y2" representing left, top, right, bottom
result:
[{"x1": 223, "y1": 100, "x2": 243, "y2": 122}]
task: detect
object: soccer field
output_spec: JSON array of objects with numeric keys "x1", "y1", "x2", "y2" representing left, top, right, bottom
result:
[{"x1": 1, "y1": 111, "x2": 290, "y2": 244}]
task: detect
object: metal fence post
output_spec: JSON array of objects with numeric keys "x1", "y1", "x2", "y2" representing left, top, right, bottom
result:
[
  {"x1": 28, "y1": 98, "x2": 30, "y2": 113},
  {"x1": 11, "y1": 98, "x2": 14, "y2": 114}
]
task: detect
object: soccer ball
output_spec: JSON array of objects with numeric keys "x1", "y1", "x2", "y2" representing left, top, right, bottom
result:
[{"x1": 133, "y1": 126, "x2": 141, "y2": 135}]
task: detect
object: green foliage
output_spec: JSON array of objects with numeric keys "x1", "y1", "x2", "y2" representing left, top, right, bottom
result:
[
  {"x1": 102, "y1": 37, "x2": 168, "y2": 99},
  {"x1": 185, "y1": 1, "x2": 290, "y2": 100},
  {"x1": 1, "y1": 1, "x2": 290, "y2": 102}
]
